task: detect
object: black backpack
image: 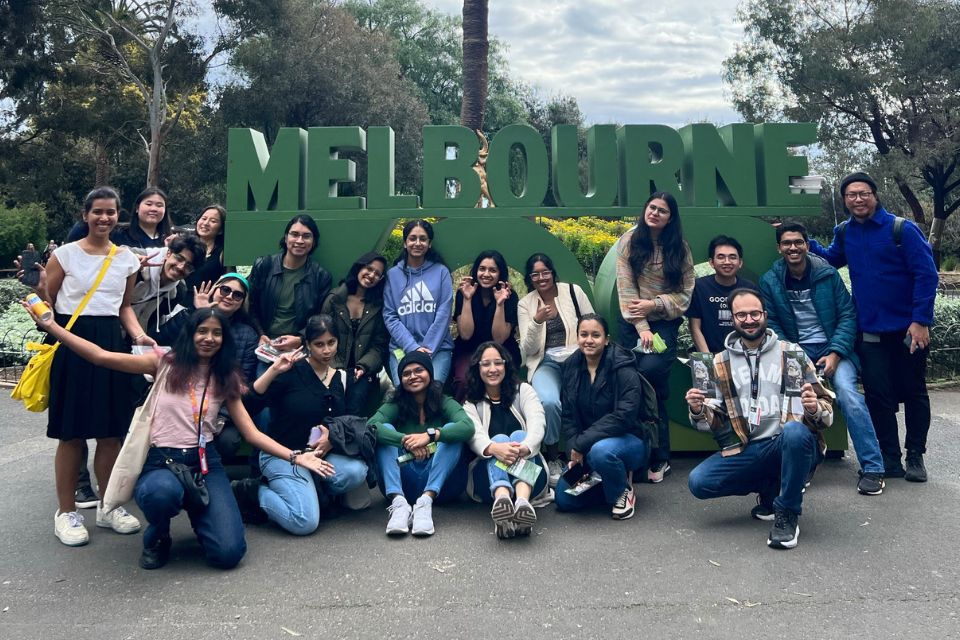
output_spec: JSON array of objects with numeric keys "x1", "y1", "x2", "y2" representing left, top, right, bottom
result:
[{"x1": 835, "y1": 216, "x2": 905, "y2": 251}]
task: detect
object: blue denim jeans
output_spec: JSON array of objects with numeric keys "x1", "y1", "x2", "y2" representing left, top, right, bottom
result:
[
  {"x1": 687, "y1": 421, "x2": 817, "y2": 515},
  {"x1": 471, "y1": 431, "x2": 548, "y2": 501},
  {"x1": 554, "y1": 434, "x2": 649, "y2": 512},
  {"x1": 134, "y1": 445, "x2": 246, "y2": 569},
  {"x1": 258, "y1": 451, "x2": 369, "y2": 536},
  {"x1": 530, "y1": 358, "x2": 562, "y2": 446},
  {"x1": 376, "y1": 423, "x2": 466, "y2": 503},
  {"x1": 829, "y1": 358, "x2": 884, "y2": 474},
  {"x1": 388, "y1": 349, "x2": 452, "y2": 387}
]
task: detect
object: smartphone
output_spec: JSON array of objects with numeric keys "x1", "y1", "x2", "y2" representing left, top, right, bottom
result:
[{"x1": 19, "y1": 250, "x2": 40, "y2": 287}]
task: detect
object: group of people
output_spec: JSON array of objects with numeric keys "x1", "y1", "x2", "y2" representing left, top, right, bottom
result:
[{"x1": 21, "y1": 170, "x2": 937, "y2": 569}]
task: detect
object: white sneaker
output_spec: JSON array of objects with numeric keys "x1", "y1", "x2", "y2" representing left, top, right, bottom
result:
[
  {"x1": 54, "y1": 510, "x2": 89, "y2": 547},
  {"x1": 547, "y1": 460, "x2": 564, "y2": 488},
  {"x1": 96, "y1": 504, "x2": 142, "y2": 534},
  {"x1": 385, "y1": 495, "x2": 412, "y2": 536},
  {"x1": 411, "y1": 495, "x2": 435, "y2": 536}
]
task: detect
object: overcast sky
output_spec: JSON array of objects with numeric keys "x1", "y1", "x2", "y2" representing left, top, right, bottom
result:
[{"x1": 428, "y1": 0, "x2": 745, "y2": 127}]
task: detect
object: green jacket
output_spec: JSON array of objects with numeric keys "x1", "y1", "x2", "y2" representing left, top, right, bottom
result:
[
  {"x1": 320, "y1": 284, "x2": 389, "y2": 374},
  {"x1": 759, "y1": 255, "x2": 859, "y2": 364},
  {"x1": 369, "y1": 395, "x2": 473, "y2": 448}
]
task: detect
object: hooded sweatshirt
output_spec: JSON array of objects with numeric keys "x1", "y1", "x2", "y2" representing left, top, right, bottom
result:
[
  {"x1": 130, "y1": 247, "x2": 184, "y2": 336},
  {"x1": 382, "y1": 258, "x2": 454, "y2": 354}
]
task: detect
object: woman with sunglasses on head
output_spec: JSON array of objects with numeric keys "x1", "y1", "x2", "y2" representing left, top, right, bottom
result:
[
  {"x1": 382, "y1": 219, "x2": 454, "y2": 386},
  {"x1": 111, "y1": 187, "x2": 173, "y2": 249},
  {"x1": 24, "y1": 305, "x2": 331, "y2": 569},
  {"x1": 463, "y1": 342, "x2": 547, "y2": 538},
  {"x1": 369, "y1": 352, "x2": 472, "y2": 537},
  {"x1": 248, "y1": 214, "x2": 332, "y2": 355},
  {"x1": 614, "y1": 191, "x2": 694, "y2": 484},
  {"x1": 321, "y1": 252, "x2": 390, "y2": 416},
  {"x1": 240, "y1": 315, "x2": 372, "y2": 535},
  {"x1": 450, "y1": 250, "x2": 521, "y2": 402},
  {"x1": 517, "y1": 252, "x2": 594, "y2": 488},
  {"x1": 555, "y1": 314, "x2": 657, "y2": 520}
]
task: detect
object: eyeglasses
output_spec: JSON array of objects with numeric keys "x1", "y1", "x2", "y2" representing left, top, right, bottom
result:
[
  {"x1": 647, "y1": 205, "x2": 670, "y2": 217},
  {"x1": 287, "y1": 231, "x2": 314, "y2": 241},
  {"x1": 216, "y1": 285, "x2": 246, "y2": 301},
  {"x1": 733, "y1": 310, "x2": 766, "y2": 322},
  {"x1": 529, "y1": 271, "x2": 553, "y2": 280},
  {"x1": 778, "y1": 239, "x2": 807, "y2": 248},
  {"x1": 844, "y1": 191, "x2": 874, "y2": 201},
  {"x1": 361, "y1": 266, "x2": 384, "y2": 280},
  {"x1": 170, "y1": 253, "x2": 195, "y2": 275},
  {"x1": 400, "y1": 366, "x2": 427, "y2": 379},
  {"x1": 479, "y1": 359, "x2": 505, "y2": 368}
]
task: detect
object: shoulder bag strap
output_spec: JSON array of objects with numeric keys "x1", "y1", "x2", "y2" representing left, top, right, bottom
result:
[
  {"x1": 569, "y1": 282, "x2": 582, "y2": 320},
  {"x1": 64, "y1": 244, "x2": 119, "y2": 332}
]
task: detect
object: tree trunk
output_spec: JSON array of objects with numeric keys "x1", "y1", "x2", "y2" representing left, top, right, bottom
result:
[
  {"x1": 895, "y1": 177, "x2": 926, "y2": 225},
  {"x1": 94, "y1": 138, "x2": 110, "y2": 185},
  {"x1": 460, "y1": 0, "x2": 489, "y2": 132}
]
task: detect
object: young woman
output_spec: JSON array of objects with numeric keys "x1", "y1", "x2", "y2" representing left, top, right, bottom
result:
[
  {"x1": 111, "y1": 187, "x2": 172, "y2": 249},
  {"x1": 321, "y1": 252, "x2": 390, "y2": 415},
  {"x1": 244, "y1": 315, "x2": 372, "y2": 535},
  {"x1": 248, "y1": 214, "x2": 332, "y2": 353},
  {"x1": 555, "y1": 314, "x2": 657, "y2": 520},
  {"x1": 451, "y1": 250, "x2": 521, "y2": 402},
  {"x1": 382, "y1": 220, "x2": 454, "y2": 385},
  {"x1": 185, "y1": 205, "x2": 232, "y2": 299},
  {"x1": 517, "y1": 252, "x2": 594, "y2": 486},
  {"x1": 614, "y1": 191, "x2": 694, "y2": 482},
  {"x1": 369, "y1": 352, "x2": 472, "y2": 537},
  {"x1": 27, "y1": 305, "x2": 331, "y2": 569},
  {"x1": 37, "y1": 187, "x2": 152, "y2": 547},
  {"x1": 463, "y1": 342, "x2": 547, "y2": 539}
]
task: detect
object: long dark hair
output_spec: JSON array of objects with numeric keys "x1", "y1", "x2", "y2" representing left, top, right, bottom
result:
[
  {"x1": 164, "y1": 308, "x2": 245, "y2": 401},
  {"x1": 396, "y1": 219, "x2": 445, "y2": 266},
  {"x1": 344, "y1": 251, "x2": 388, "y2": 299},
  {"x1": 132, "y1": 187, "x2": 173, "y2": 238},
  {"x1": 392, "y1": 373, "x2": 445, "y2": 427},
  {"x1": 278, "y1": 214, "x2": 320, "y2": 255},
  {"x1": 464, "y1": 341, "x2": 520, "y2": 405},
  {"x1": 470, "y1": 249, "x2": 508, "y2": 288},
  {"x1": 199, "y1": 204, "x2": 227, "y2": 248},
  {"x1": 627, "y1": 191, "x2": 687, "y2": 290}
]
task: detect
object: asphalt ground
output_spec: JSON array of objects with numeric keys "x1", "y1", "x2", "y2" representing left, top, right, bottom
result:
[{"x1": 0, "y1": 391, "x2": 958, "y2": 640}]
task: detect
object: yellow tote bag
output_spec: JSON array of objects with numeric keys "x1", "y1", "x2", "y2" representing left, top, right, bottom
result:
[{"x1": 11, "y1": 245, "x2": 118, "y2": 412}]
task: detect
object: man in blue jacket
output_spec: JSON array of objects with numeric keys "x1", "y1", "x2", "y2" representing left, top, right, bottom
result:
[
  {"x1": 760, "y1": 223, "x2": 885, "y2": 495},
  {"x1": 809, "y1": 172, "x2": 938, "y2": 482}
]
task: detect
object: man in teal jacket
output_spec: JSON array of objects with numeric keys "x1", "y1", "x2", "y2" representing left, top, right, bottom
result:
[{"x1": 759, "y1": 223, "x2": 885, "y2": 496}]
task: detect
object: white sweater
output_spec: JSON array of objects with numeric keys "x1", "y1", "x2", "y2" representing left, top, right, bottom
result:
[
  {"x1": 517, "y1": 282, "x2": 594, "y2": 377},
  {"x1": 464, "y1": 382, "x2": 546, "y2": 458}
]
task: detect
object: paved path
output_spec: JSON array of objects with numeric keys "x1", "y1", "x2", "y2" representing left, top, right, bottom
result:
[{"x1": 0, "y1": 392, "x2": 958, "y2": 639}]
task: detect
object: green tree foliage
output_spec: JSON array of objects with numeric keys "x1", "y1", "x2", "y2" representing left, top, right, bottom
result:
[
  {"x1": 724, "y1": 0, "x2": 960, "y2": 257},
  {"x1": 0, "y1": 203, "x2": 47, "y2": 267}
]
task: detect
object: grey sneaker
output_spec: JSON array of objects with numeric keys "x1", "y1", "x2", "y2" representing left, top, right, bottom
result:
[
  {"x1": 490, "y1": 494, "x2": 513, "y2": 525},
  {"x1": 385, "y1": 495, "x2": 412, "y2": 536},
  {"x1": 904, "y1": 450, "x2": 928, "y2": 482},
  {"x1": 512, "y1": 497, "x2": 537, "y2": 535},
  {"x1": 547, "y1": 460, "x2": 564, "y2": 488},
  {"x1": 96, "y1": 504, "x2": 141, "y2": 534},
  {"x1": 411, "y1": 495, "x2": 435, "y2": 537}
]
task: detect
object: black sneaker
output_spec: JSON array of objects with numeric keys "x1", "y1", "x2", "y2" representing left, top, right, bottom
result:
[
  {"x1": 74, "y1": 484, "x2": 100, "y2": 510},
  {"x1": 139, "y1": 535, "x2": 171, "y2": 570},
  {"x1": 231, "y1": 478, "x2": 269, "y2": 524},
  {"x1": 767, "y1": 509, "x2": 800, "y2": 549},
  {"x1": 883, "y1": 452, "x2": 906, "y2": 478},
  {"x1": 750, "y1": 495, "x2": 775, "y2": 521},
  {"x1": 904, "y1": 450, "x2": 928, "y2": 482},
  {"x1": 857, "y1": 471, "x2": 885, "y2": 495}
]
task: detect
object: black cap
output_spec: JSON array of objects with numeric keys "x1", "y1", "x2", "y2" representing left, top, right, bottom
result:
[
  {"x1": 397, "y1": 351, "x2": 434, "y2": 382},
  {"x1": 839, "y1": 172, "x2": 878, "y2": 197}
]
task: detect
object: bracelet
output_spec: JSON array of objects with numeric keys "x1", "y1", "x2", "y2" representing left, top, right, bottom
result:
[
  {"x1": 288, "y1": 449, "x2": 302, "y2": 467},
  {"x1": 133, "y1": 333, "x2": 146, "y2": 342}
]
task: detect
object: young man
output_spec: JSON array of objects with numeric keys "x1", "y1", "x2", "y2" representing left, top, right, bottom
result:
[
  {"x1": 130, "y1": 234, "x2": 206, "y2": 341},
  {"x1": 687, "y1": 235, "x2": 759, "y2": 353},
  {"x1": 686, "y1": 290, "x2": 833, "y2": 549},
  {"x1": 760, "y1": 223, "x2": 885, "y2": 495},
  {"x1": 809, "y1": 172, "x2": 938, "y2": 481}
]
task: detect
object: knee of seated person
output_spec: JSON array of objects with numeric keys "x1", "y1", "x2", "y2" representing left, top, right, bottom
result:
[
  {"x1": 585, "y1": 441, "x2": 616, "y2": 466},
  {"x1": 490, "y1": 433, "x2": 511, "y2": 444},
  {"x1": 285, "y1": 513, "x2": 321, "y2": 537},
  {"x1": 508, "y1": 430, "x2": 526, "y2": 443},
  {"x1": 135, "y1": 473, "x2": 183, "y2": 509},
  {"x1": 553, "y1": 489, "x2": 577, "y2": 512},
  {"x1": 782, "y1": 421, "x2": 815, "y2": 445},
  {"x1": 329, "y1": 464, "x2": 367, "y2": 493},
  {"x1": 206, "y1": 536, "x2": 247, "y2": 570},
  {"x1": 687, "y1": 466, "x2": 710, "y2": 499}
]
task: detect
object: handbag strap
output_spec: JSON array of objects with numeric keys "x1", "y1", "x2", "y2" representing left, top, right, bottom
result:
[
  {"x1": 64, "y1": 244, "x2": 118, "y2": 332},
  {"x1": 569, "y1": 282, "x2": 582, "y2": 320}
]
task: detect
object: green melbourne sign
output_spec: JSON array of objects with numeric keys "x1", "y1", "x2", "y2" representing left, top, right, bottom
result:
[{"x1": 225, "y1": 122, "x2": 846, "y2": 452}]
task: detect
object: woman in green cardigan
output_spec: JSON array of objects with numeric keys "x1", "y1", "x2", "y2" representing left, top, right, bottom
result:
[{"x1": 369, "y1": 351, "x2": 472, "y2": 537}]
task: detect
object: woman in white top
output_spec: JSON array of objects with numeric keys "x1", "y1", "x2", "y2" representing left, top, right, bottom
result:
[
  {"x1": 463, "y1": 342, "x2": 547, "y2": 538},
  {"x1": 516, "y1": 252, "x2": 594, "y2": 485},
  {"x1": 38, "y1": 187, "x2": 154, "y2": 547}
]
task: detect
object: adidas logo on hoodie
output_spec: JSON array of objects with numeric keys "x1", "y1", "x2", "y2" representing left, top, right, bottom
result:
[{"x1": 398, "y1": 281, "x2": 436, "y2": 316}]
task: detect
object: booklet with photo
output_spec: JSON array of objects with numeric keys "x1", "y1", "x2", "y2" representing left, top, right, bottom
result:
[
  {"x1": 256, "y1": 343, "x2": 307, "y2": 364},
  {"x1": 688, "y1": 352, "x2": 719, "y2": 399},
  {"x1": 782, "y1": 350, "x2": 807, "y2": 397},
  {"x1": 494, "y1": 457, "x2": 543, "y2": 485},
  {"x1": 561, "y1": 463, "x2": 603, "y2": 495},
  {"x1": 397, "y1": 442, "x2": 437, "y2": 464}
]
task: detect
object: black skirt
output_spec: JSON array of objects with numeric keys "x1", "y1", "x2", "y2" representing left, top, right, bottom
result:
[{"x1": 46, "y1": 314, "x2": 135, "y2": 441}]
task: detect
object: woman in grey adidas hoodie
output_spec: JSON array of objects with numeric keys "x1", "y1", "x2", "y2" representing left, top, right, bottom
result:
[{"x1": 383, "y1": 220, "x2": 454, "y2": 385}]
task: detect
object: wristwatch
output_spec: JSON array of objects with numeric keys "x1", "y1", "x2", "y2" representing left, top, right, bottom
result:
[{"x1": 426, "y1": 428, "x2": 439, "y2": 443}]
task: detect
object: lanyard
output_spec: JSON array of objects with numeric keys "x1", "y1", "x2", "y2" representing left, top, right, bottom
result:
[
  {"x1": 745, "y1": 335, "x2": 766, "y2": 401},
  {"x1": 189, "y1": 372, "x2": 212, "y2": 474}
]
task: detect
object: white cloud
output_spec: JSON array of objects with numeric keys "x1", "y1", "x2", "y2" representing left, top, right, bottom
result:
[{"x1": 428, "y1": 0, "x2": 744, "y2": 126}]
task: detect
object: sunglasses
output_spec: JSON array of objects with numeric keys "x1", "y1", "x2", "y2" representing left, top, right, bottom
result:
[{"x1": 216, "y1": 284, "x2": 246, "y2": 301}]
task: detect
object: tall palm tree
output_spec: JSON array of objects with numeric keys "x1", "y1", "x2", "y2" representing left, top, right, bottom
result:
[{"x1": 460, "y1": 0, "x2": 488, "y2": 132}]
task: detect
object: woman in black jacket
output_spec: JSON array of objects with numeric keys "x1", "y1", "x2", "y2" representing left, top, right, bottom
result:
[
  {"x1": 321, "y1": 252, "x2": 390, "y2": 415},
  {"x1": 555, "y1": 314, "x2": 656, "y2": 520}
]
